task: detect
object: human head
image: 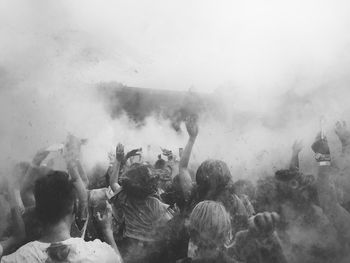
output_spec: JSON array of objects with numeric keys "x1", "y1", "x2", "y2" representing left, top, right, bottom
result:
[
  {"x1": 120, "y1": 164, "x2": 159, "y2": 199},
  {"x1": 275, "y1": 169, "x2": 317, "y2": 204},
  {"x1": 232, "y1": 179, "x2": 256, "y2": 200},
  {"x1": 154, "y1": 155, "x2": 166, "y2": 169},
  {"x1": 166, "y1": 172, "x2": 191, "y2": 210},
  {"x1": 34, "y1": 171, "x2": 76, "y2": 225},
  {"x1": 195, "y1": 159, "x2": 232, "y2": 201},
  {"x1": 189, "y1": 200, "x2": 231, "y2": 249}
]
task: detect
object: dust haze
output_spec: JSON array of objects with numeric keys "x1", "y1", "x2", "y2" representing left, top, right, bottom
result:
[{"x1": 1, "y1": 0, "x2": 350, "y2": 180}]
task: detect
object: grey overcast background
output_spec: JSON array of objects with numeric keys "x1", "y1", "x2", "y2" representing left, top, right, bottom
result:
[{"x1": 1, "y1": 0, "x2": 350, "y2": 179}]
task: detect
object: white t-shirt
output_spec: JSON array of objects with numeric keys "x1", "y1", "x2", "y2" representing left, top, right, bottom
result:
[{"x1": 1, "y1": 238, "x2": 122, "y2": 263}]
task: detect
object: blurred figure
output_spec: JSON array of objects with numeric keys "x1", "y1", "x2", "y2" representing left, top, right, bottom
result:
[
  {"x1": 109, "y1": 164, "x2": 173, "y2": 263},
  {"x1": 178, "y1": 201, "x2": 235, "y2": 263},
  {"x1": 167, "y1": 116, "x2": 249, "y2": 262},
  {"x1": 260, "y1": 141, "x2": 340, "y2": 263},
  {"x1": 229, "y1": 212, "x2": 287, "y2": 263},
  {"x1": 0, "y1": 173, "x2": 25, "y2": 259}
]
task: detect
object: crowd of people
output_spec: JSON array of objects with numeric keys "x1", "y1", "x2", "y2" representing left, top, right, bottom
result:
[{"x1": 0, "y1": 116, "x2": 350, "y2": 263}]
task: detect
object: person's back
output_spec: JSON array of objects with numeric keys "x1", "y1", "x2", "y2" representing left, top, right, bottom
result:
[
  {"x1": 113, "y1": 190, "x2": 172, "y2": 242},
  {"x1": 110, "y1": 164, "x2": 172, "y2": 262},
  {"x1": 1, "y1": 171, "x2": 122, "y2": 263},
  {"x1": 1, "y1": 237, "x2": 119, "y2": 263}
]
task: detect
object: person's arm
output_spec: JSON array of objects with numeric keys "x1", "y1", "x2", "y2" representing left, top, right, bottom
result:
[
  {"x1": 95, "y1": 202, "x2": 122, "y2": 260},
  {"x1": 67, "y1": 160, "x2": 88, "y2": 229},
  {"x1": 0, "y1": 181, "x2": 25, "y2": 256},
  {"x1": 31, "y1": 149, "x2": 50, "y2": 167},
  {"x1": 109, "y1": 144, "x2": 124, "y2": 193},
  {"x1": 123, "y1": 148, "x2": 142, "y2": 166},
  {"x1": 289, "y1": 140, "x2": 303, "y2": 170},
  {"x1": 20, "y1": 149, "x2": 50, "y2": 208},
  {"x1": 312, "y1": 134, "x2": 350, "y2": 241},
  {"x1": 179, "y1": 116, "x2": 198, "y2": 170},
  {"x1": 76, "y1": 162, "x2": 89, "y2": 187},
  {"x1": 178, "y1": 116, "x2": 198, "y2": 197}
]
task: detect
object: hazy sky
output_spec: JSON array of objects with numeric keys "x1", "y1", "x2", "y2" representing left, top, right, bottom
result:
[
  {"x1": 1, "y1": 0, "x2": 350, "y2": 97},
  {"x1": 1, "y1": 0, "x2": 350, "y2": 171}
]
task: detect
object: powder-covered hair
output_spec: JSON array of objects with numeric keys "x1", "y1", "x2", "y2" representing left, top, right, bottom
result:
[
  {"x1": 189, "y1": 200, "x2": 231, "y2": 248},
  {"x1": 195, "y1": 159, "x2": 232, "y2": 201},
  {"x1": 120, "y1": 164, "x2": 159, "y2": 199}
]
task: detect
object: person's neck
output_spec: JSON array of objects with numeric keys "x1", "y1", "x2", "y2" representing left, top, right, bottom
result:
[{"x1": 39, "y1": 220, "x2": 72, "y2": 243}]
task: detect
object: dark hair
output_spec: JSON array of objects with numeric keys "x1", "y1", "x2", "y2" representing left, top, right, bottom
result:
[
  {"x1": 34, "y1": 171, "x2": 76, "y2": 225},
  {"x1": 120, "y1": 164, "x2": 159, "y2": 199},
  {"x1": 275, "y1": 168, "x2": 300, "y2": 182},
  {"x1": 195, "y1": 159, "x2": 232, "y2": 201},
  {"x1": 154, "y1": 155, "x2": 166, "y2": 169}
]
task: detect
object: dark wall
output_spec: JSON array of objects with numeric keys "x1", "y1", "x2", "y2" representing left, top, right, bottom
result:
[{"x1": 97, "y1": 82, "x2": 216, "y2": 131}]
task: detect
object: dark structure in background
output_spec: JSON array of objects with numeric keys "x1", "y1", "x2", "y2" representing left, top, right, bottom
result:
[
  {"x1": 98, "y1": 82, "x2": 217, "y2": 131},
  {"x1": 97, "y1": 83, "x2": 316, "y2": 134}
]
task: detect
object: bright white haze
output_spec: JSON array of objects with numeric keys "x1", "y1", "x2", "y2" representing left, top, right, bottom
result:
[{"x1": 1, "y1": 0, "x2": 350, "y2": 180}]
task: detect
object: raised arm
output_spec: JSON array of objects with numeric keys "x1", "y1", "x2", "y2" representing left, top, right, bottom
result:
[
  {"x1": 0, "y1": 178, "x2": 25, "y2": 256},
  {"x1": 179, "y1": 116, "x2": 198, "y2": 170},
  {"x1": 76, "y1": 162, "x2": 89, "y2": 187},
  {"x1": 95, "y1": 202, "x2": 123, "y2": 261},
  {"x1": 109, "y1": 143, "x2": 124, "y2": 192},
  {"x1": 64, "y1": 134, "x2": 89, "y2": 186},
  {"x1": 178, "y1": 116, "x2": 198, "y2": 197},
  {"x1": 67, "y1": 160, "x2": 88, "y2": 229},
  {"x1": 289, "y1": 140, "x2": 303, "y2": 170},
  {"x1": 312, "y1": 133, "x2": 350, "y2": 241}
]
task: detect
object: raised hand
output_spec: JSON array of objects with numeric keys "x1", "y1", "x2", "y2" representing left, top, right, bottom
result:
[
  {"x1": 95, "y1": 202, "x2": 113, "y2": 232},
  {"x1": 185, "y1": 115, "x2": 199, "y2": 139},
  {"x1": 125, "y1": 148, "x2": 142, "y2": 161},
  {"x1": 161, "y1": 148, "x2": 173, "y2": 161},
  {"x1": 32, "y1": 149, "x2": 50, "y2": 166},
  {"x1": 292, "y1": 140, "x2": 303, "y2": 155},
  {"x1": 115, "y1": 143, "x2": 125, "y2": 163},
  {"x1": 63, "y1": 134, "x2": 87, "y2": 163},
  {"x1": 249, "y1": 212, "x2": 280, "y2": 236},
  {"x1": 335, "y1": 121, "x2": 350, "y2": 146}
]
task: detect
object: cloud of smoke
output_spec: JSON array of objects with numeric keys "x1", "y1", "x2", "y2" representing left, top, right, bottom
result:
[
  {"x1": 1, "y1": 0, "x2": 350, "y2": 182},
  {"x1": 2, "y1": 2, "x2": 350, "y2": 262}
]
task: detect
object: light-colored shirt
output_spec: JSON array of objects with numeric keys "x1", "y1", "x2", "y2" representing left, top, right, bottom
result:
[
  {"x1": 1, "y1": 237, "x2": 122, "y2": 263},
  {"x1": 110, "y1": 186, "x2": 173, "y2": 242}
]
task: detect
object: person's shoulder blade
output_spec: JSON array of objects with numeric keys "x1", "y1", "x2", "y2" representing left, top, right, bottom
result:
[
  {"x1": 1, "y1": 241, "x2": 48, "y2": 263},
  {"x1": 67, "y1": 238, "x2": 121, "y2": 263}
]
